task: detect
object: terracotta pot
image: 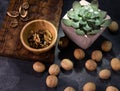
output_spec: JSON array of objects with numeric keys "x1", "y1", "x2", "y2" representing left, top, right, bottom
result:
[{"x1": 20, "y1": 19, "x2": 57, "y2": 54}]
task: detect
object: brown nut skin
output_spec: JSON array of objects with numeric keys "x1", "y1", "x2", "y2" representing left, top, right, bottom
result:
[
  {"x1": 48, "y1": 64, "x2": 60, "y2": 75},
  {"x1": 46, "y1": 75, "x2": 58, "y2": 88},
  {"x1": 33, "y1": 61, "x2": 45, "y2": 73},
  {"x1": 111, "y1": 58, "x2": 120, "y2": 71},
  {"x1": 64, "y1": 86, "x2": 76, "y2": 91},
  {"x1": 85, "y1": 59, "x2": 97, "y2": 71},
  {"x1": 106, "y1": 86, "x2": 119, "y2": 91},
  {"x1": 99, "y1": 69, "x2": 111, "y2": 79},
  {"x1": 101, "y1": 41, "x2": 112, "y2": 52},
  {"x1": 61, "y1": 59, "x2": 73, "y2": 71},
  {"x1": 73, "y1": 48, "x2": 85, "y2": 60},
  {"x1": 108, "y1": 21, "x2": 119, "y2": 32},
  {"x1": 91, "y1": 50, "x2": 103, "y2": 62},
  {"x1": 83, "y1": 82, "x2": 96, "y2": 91}
]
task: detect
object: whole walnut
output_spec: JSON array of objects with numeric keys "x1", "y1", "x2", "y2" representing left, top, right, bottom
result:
[
  {"x1": 73, "y1": 48, "x2": 85, "y2": 60},
  {"x1": 111, "y1": 58, "x2": 120, "y2": 71},
  {"x1": 91, "y1": 50, "x2": 103, "y2": 62},
  {"x1": 33, "y1": 61, "x2": 45, "y2": 73},
  {"x1": 48, "y1": 64, "x2": 60, "y2": 75},
  {"x1": 64, "y1": 86, "x2": 76, "y2": 91},
  {"x1": 106, "y1": 86, "x2": 119, "y2": 91},
  {"x1": 101, "y1": 41, "x2": 112, "y2": 52},
  {"x1": 85, "y1": 59, "x2": 97, "y2": 71},
  {"x1": 61, "y1": 59, "x2": 73, "y2": 71},
  {"x1": 46, "y1": 75, "x2": 58, "y2": 88},
  {"x1": 83, "y1": 82, "x2": 96, "y2": 91}
]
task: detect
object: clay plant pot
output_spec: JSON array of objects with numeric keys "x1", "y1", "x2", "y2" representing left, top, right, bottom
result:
[{"x1": 61, "y1": 0, "x2": 111, "y2": 49}]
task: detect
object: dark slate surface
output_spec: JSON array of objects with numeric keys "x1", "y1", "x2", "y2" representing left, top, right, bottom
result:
[{"x1": 0, "y1": 0, "x2": 120, "y2": 91}]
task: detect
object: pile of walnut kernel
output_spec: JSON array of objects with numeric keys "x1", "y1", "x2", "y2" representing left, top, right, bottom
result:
[
  {"x1": 32, "y1": 21, "x2": 120, "y2": 91},
  {"x1": 27, "y1": 29, "x2": 53, "y2": 49}
]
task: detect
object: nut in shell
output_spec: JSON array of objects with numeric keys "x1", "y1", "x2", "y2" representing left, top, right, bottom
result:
[
  {"x1": 33, "y1": 61, "x2": 45, "y2": 73},
  {"x1": 64, "y1": 86, "x2": 76, "y2": 91},
  {"x1": 83, "y1": 82, "x2": 96, "y2": 91},
  {"x1": 61, "y1": 59, "x2": 73, "y2": 71},
  {"x1": 46, "y1": 75, "x2": 58, "y2": 88},
  {"x1": 48, "y1": 64, "x2": 60, "y2": 76},
  {"x1": 7, "y1": 11, "x2": 19, "y2": 18},
  {"x1": 99, "y1": 69, "x2": 111, "y2": 79},
  {"x1": 106, "y1": 86, "x2": 119, "y2": 91}
]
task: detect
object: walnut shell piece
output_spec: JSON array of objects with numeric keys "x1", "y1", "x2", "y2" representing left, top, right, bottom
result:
[
  {"x1": 33, "y1": 61, "x2": 45, "y2": 73},
  {"x1": 10, "y1": 18, "x2": 18, "y2": 28},
  {"x1": 48, "y1": 64, "x2": 60, "y2": 75},
  {"x1": 7, "y1": 11, "x2": 19, "y2": 18},
  {"x1": 61, "y1": 59, "x2": 73, "y2": 71},
  {"x1": 21, "y1": 2, "x2": 29, "y2": 10},
  {"x1": 46, "y1": 75, "x2": 58, "y2": 88},
  {"x1": 99, "y1": 69, "x2": 111, "y2": 79}
]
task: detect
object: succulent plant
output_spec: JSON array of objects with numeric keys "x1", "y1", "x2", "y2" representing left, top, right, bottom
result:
[{"x1": 62, "y1": 0, "x2": 111, "y2": 35}]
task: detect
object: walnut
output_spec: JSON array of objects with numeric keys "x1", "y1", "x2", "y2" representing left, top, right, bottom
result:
[
  {"x1": 101, "y1": 41, "x2": 112, "y2": 52},
  {"x1": 99, "y1": 69, "x2": 111, "y2": 79},
  {"x1": 61, "y1": 59, "x2": 73, "y2": 71},
  {"x1": 48, "y1": 64, "x2": 60, "y2": 75},
  {"x1": 106, "y1": 86, "x2": 119, "y2": 91},
  {"x1": 64, "y1": 86, "x2": 76, "y2": 91},
  {"x1": 91, "y1": 50, "x2": 103, "y2": 62},
  {"x1": 108, "y1": 21, "x2": 119, "y2": 32},
  {"x1": 46, "y1": 75, "x2": 58, "y2": 88},
  {"x1": 111, "y1": 58, "x2": 120, "y2": 71},
  {"x1": 85, "y1": 59, "x2": 97, "y2": 71},
  {"x1": 73, "y1": 48, "x2": 85, "y2": 60},
  {"x1": 83, "y1": 82, "x2": 96, "y2": 91},
  {"x1": 33, "y1": 61, "x2": 45, "y2": 73}
]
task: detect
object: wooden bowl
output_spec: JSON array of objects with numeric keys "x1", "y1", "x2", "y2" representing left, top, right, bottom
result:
[{"x1": 20, "y1": 19, "x2": 57, "y2": 54}]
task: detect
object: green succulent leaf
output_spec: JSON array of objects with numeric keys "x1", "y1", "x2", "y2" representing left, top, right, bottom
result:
[
  {"x1": 95, "y1": 19, "x2": 102, "y2": 26},
  {"x1": 75, "y1": 29, "x2": 85, "y2": 35},
  {"x1": 91, "y1": 0, "x2": 99, "y2": 10},
  {"x1": 71, "y1": 21, "x2": 80, "y2": 28},
  {"x1": 67, "y1": 10, "x2": 75, "y2": 19},
  {"x1": 101, "y1": 19, "x2": 112, "y2": 27},
  {"x1": 72, "y1": 1, "x2": 81, "y2": 11},
  {"x1": 83, "y1": 24, "x2": 92, "y2": 31},
  {"x1": 87, "y1": 29, "x2": 100, "y2": 35},
  {"x1": 62, "y1": 19, "x2": 72, "y2": 26},
  {"x1": 99, "y1": 10, "x2": 107, "y2": 19}
]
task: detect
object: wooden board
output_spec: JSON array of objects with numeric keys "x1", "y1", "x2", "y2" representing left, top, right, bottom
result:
[{"x1": 0, "y1": 0, "x2": 63, "y2": 63}]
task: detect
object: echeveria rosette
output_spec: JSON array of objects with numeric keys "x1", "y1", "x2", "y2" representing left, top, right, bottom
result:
[{"x1": 62, "y1": 0, "x2": 112, "y2": 36}]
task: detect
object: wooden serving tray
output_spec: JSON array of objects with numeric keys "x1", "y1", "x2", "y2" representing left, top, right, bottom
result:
[{"x1": 0, "y1": 0, "x2": 63, "y2": 63}]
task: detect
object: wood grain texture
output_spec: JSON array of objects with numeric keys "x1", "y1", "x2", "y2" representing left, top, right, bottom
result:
[{"x1": 0, "y1": 0, "x2": 63, "y2": 63}]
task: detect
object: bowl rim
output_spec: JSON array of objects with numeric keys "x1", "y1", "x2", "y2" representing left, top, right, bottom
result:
[{"x1": 20, "y1": 19, "x2": 57, "y2": 53}]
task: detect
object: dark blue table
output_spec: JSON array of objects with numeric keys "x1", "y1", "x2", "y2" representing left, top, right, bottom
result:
[{"x1": 0, "y1": 0, "x2": 120, "y2": 91}]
